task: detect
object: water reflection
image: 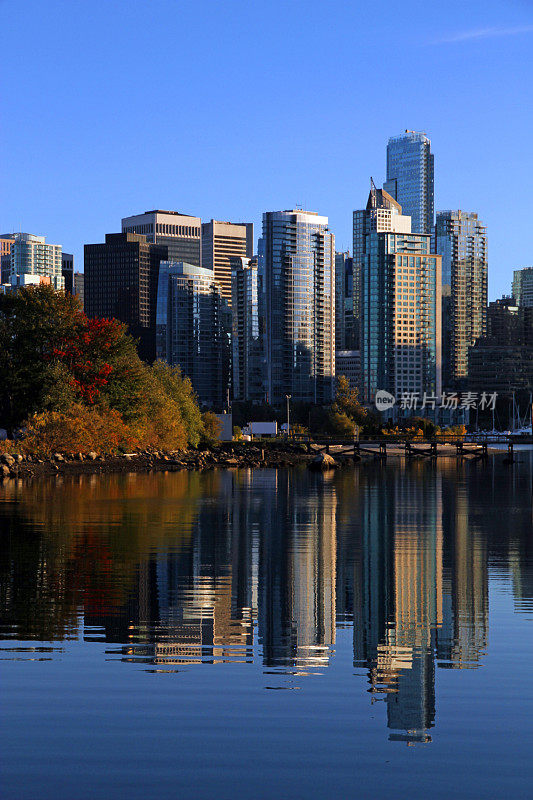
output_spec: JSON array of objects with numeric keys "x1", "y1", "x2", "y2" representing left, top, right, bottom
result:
[{"x1": 0, "y1": 455, "x2": 532, "y2": 744}]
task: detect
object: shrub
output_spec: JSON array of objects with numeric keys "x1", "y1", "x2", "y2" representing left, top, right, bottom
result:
[
  {"x1": 202, "y1": 412, "x2": 222, "y2": 444},
  {"x1": 22, "y1": 404, "x2": 137, "y2": 456}
]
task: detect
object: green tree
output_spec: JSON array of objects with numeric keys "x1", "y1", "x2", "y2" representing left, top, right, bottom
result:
[
  {"x1": 333, "y1": 376, "x2": 367, "y2": 425},
  {"x1": 0, "y1": 286, "x2": 82, "y2": 434}
]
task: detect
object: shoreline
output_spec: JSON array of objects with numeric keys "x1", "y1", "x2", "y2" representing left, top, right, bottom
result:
[
  {"x1": 0, "y1": 443, "x2": 316, "y2": 481},
  {"x1": 0, "y1": 440, "x2": 512, "y2": 483}
]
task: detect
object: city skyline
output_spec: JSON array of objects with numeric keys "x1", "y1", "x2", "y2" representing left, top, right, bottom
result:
[{"x1": 3, "y1": 0, "x2": 533, "y2": 301}]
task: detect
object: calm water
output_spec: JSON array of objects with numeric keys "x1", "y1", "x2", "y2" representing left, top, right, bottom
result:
[{"x1": 1, "y1": 455, "x2": 533, "y2": 799}]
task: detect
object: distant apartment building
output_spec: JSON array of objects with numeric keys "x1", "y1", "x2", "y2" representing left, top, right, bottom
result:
[
  {"x1": 74, "y1": 272, "x2": 84, "y2": 310},
  {"x1": 62, "y1": 252, "x2": 74, "y2": 294},
  {"x1": 334, "y1": 252, "x2": 355, "y2": 351},
  {"x1": 156, "y1": 261, "x2": 231, "y2": 407},
  {"x1": 1, "y1": 232, "x2": 64, "y2": 291},
  {"x1": 201, "y1": 220, "x2": 253, "y2": 305},
  {"x1": 512, "y1": 267, "x2": 533, "y2": 307},
  {"x1": 433, "y1": 210, "x2": 488, "y2": 388},
  {"x1": 231, "y1": 257, "x2": 263, "y2": 401},
  {"x1": 384, "y1": 130, "x2": 434, "y2": 235},
  {"x1": 0, "y1": 237, "x2": 14, "y2": 284},
  {"x1": 263, "y1": 209, "x2": 335, "y2": 405},
  {"x1": 84, "y1": 232, "x2": 168, "y2": 361},
  {"x1": 356, "y1": 183, "x2": 442, "y2": 404},
  {"x1": 122, "y1": 210, "x2": 201, "y2": 266},
  {"x1": 468, "y1": 297, "x2": 533, "y2": 394},
  {"x1": 335, "y1": 350, "x2": 360, "y2": 390}
]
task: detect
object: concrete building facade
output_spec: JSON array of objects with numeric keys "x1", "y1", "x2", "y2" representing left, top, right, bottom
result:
[
  {"x1": 201, "y1": 220, "x2": 254, "y2": 305},
  {"x1": 122, "y1": 210, "x2": 201, "y2": 267}
]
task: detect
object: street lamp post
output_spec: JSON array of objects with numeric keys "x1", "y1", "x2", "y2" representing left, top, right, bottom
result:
[{"x1": 286, "y1": 394, "x2": 291, "y2": 437}]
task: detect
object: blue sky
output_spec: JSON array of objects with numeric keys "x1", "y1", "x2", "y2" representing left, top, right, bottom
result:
[{"x1": 2, "y1": 0, "x2": 533, "y2": 299}]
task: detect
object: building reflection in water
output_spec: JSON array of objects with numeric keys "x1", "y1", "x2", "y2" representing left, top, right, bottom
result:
[{"x1": 0, "y1": 458, "x2": 530, "y2": 741}]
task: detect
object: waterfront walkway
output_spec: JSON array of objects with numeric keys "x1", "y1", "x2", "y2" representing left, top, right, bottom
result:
[{"x1": 298, "y1": 435, "x2": 531, "y2": 461}]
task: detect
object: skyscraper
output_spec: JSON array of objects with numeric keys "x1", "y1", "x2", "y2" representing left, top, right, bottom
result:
[
  {"x1": 73, "y1": 272, "x2": 84, "y2": 310},
  {"x1": 231, "y1": 257, "x2": 263, "y2": 401},
  {"x1": 201, "y1": 220, "x2": 254, "y2": 305},
  {"x1": 263, "y1": 209, "x2": 335, "y2": 405},
  {"x1": 353, "y1": 181, "x2": 412, "y2": 350},
  {"x1": 3, "y1": 232, "x2": 64, "y2": 290},
  {"x1": 356, "y1": 183, "x2": 441, "y2": 404},
  {"x1": 84, "y1": 232, "x2": 168, "y2": 361},
  {"x1": 122, "y1": 210, "x2": 201, "y2": 266},
  {"x1": 156, "y1": 261, "x2": 231, "y2": 407},
  {"x1": 512, "y1": 267, "x2": 533, "y2": 307},
  {"x1": 433, "y1": 210, "x2": 488, "y2": 388},
  {"x1": 468, "y1": 297, "x2": 533, "y2": 394},
  {"x1": 62, "y1": 252, "x2": 74, "y2": 294},
  {"x1": 384, "y1": 130, "x2": 434, "y2": 235},
  {"x1": 334, "y1": 251, "x2": 355, "y2": 351}
]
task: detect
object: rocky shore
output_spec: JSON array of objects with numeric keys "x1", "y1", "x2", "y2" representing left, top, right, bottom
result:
[{"x1": 0, "y1": 441, "x2": 342, "y2": 481}]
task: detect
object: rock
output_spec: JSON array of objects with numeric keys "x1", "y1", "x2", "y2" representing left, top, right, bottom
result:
[
  {"x1": 1, "y1": 454, "x2": 15, "y2": 467},
  {"x1": 54, "y1": 453, "x2": 64, "y2": 462},
  {"x1": 13, "y1": 454, "x2": 23, "y2": 463},
  {"x1": 308, "y1": 453, "x2": 338, "y2": 471},
  {"x1": 77, "y1": 453, "x2": 84, "y2": 461},
  {"x1": 87, "y1": 452, "x2": 98, "y2": 461},
  {"x1": 0, "y1": 464, "x2": 10, "y2": 477}
]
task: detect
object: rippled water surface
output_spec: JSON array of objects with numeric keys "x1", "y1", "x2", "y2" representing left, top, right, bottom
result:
[{"x1": 1, "y1": 455, "x2": 533, "y2": 799}]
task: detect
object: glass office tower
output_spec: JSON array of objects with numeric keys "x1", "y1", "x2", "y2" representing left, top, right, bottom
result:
[
  {"x1": 263, "y1": 209, "x2": 335, "y2": 405},
  {"x1": 335, "y1": 251, "x2": 355, "y2": 351},
  {"x1": 384, "y1": 131, "x2": 434, "y2": 235},
  {"x1": 358, "y1": 186, "x2": 442, "y2": 404},
  {"x1": 156, "y1": 261, "x2": 231, "y2": 407},
  {"x1": 231, "y1": 256, "x2": 263, "y2": 401},
  {"x1": 512, "y1": 267, "x2": 533, "y2": 308},
  {"x1": 433, "y1": 211, "x2": 487, "y2": 388}
]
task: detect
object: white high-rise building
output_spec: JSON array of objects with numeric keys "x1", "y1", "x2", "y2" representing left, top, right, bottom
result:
[{"x1": 5, "y1": 233, "x2": 63, "y2": 290}]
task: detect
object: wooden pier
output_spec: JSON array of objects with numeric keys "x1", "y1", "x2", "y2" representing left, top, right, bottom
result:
[{"x1": 296, "y1": 434, "x2": 530, "y2": 462}]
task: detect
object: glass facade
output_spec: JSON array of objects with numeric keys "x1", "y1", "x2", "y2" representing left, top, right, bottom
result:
[
  {"x1": 512, "y1": 267, "x2": 533, "y2": 308},
  {"x1": 156, "y1": 261, "x2": 231, "y2": 408},
  {"x1": 384, "y1": 131, "x2": 434, "y2": 235},
  {"x1": 231, "y1": 257, "x2": 263, "y2": 401},
  {"x1": 263, "y1": 210, "x2": 335, "y2": 405},
  {"x1": 433, "y1": 211, "x2": 487, "y2": 387},
  {"x1": 358, "y1": 194, "x2": 442, "y2": 404},
  {"x1": 334, "y1": 252, "x2": 355, "y2": 351}
]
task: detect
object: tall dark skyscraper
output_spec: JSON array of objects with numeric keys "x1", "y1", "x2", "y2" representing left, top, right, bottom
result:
[
  {"x1": 84, "y1": 232, "x2": 167, "y2": 361},
  {"x1": 384, "y1": 130, "x2": 434, "y2": 235},
  {"x1": 62, "y1": 252, "x2": 74, "y2": 294}
]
